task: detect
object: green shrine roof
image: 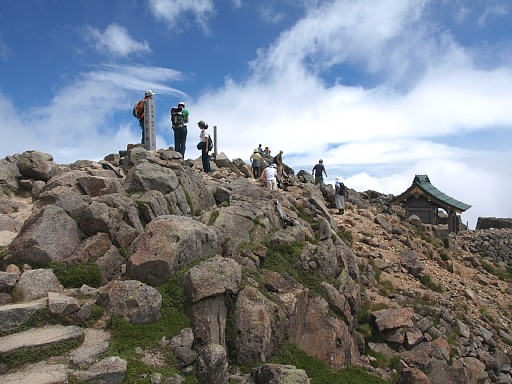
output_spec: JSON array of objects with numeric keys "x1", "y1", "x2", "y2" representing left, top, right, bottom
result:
[{"x1": 390, "y1": 174, "x2": 471, "y2": 213}]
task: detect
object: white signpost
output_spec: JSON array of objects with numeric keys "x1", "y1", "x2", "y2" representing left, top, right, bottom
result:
[{"x1": 143, "y1": 99, "x2": 156, "y2": 150}]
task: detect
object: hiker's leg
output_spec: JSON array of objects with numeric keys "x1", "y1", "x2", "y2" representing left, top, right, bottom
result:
[
  {"x1": 173, "y1": 129, "x2": 181, "y2": 154},
  {"x1": 180, "y1": 127, "x2": 188, "y2": 157}
]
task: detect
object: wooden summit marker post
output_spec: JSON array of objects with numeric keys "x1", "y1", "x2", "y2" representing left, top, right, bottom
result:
[{"x1": 143, "y1": 99, "x2": 156, "y2": 150}]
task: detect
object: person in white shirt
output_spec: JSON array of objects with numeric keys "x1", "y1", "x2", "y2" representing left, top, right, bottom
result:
[{"x1": 261, "y1": 164, "x2": 278, "y2": 191}]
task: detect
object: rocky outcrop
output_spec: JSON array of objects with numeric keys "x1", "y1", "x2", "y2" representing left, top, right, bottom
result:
[
  {"x1": 0, "y1": 146, "x2": 510, "y2": 384},
  {"x1": 127, "y1": 215, "x2": 218, "y2": 285},
  {"x1": 8, "y1": 205, "x2": 85, "y2": 266}
]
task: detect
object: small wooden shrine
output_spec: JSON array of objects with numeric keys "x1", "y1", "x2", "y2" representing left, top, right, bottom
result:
[{"x1": 390, "y1": 175, "x2": 471, "y2": 233}]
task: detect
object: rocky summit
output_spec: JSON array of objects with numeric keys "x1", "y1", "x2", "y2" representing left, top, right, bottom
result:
[{"x1": 0, "y1": 146, "x2": 510, "y2": 384}]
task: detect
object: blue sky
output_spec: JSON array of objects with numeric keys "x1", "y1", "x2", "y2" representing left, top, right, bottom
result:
[{"x1": 1, "y1": 0, "x2": 512, "y2": 229}]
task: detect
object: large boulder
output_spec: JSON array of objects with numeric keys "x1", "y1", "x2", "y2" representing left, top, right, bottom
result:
[
  {"x1": 124, "y1": 162, "x2": 179, "y2": 194},
  {"x1": 183, "y1": 256, "x2": 242, "y2": 303},
  {"x1": 16, "y1": 150, "x2": 62, "y2": 182},
  {"x1": 96, "y1": 280, "x2": 162, "y2": 324},
  {"x1": 127, "y1": 215, "x2": 218, "y2": 285},
  {"x1": 251, "y1": 364, "x2": 310, "y2": 384},
  {"x1": 196, "y1": 344, "x2": 229, "y2": 384},
  {"x1": 37, "y1": 186, "x2": 91, "y2": 220},
  {"x1": 77, "y1": 193, "x2": 143, "y2": 248},
  {"x1": 9, "y1": 205, "x2": 84, "y2": 265},
  {"x1": 171, "y1": 165, "x2": 217, "y2": 214},
  {"x1": 211, "y1": 196, "x2": 279, "y2": 256},
  {"x1": 235, "y1": 286, "x2": 287, "y2": 364},
  {"x1": 372, "y1": 307, "x2": 414, "y2": 332},
  {"x1": 0, "y1": 159, "x2": 21, "y2": 193},
  {"x1": 15, "y1": 269, "x2": 63, "y2": 301},
  {"x1": 290, "y1": 295, "x2": 359, "y2": 369},
  {"x1": 184, "y1": 257, "x2": 242, "y2": 350}
]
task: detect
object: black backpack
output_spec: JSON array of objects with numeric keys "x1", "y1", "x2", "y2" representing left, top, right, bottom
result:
[
  {"x1": 336, "y1": 182, "x2": 346, "y2": 195},
  {"x1": 207, "y1": 135, "x2": 213, "y2": 151},
  {"x1": 171, "y1": 107, "x2": 184, "y2": 127}
]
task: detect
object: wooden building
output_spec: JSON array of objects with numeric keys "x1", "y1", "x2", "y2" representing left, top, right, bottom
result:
[{"x1": 390, "y1": 175, "x2": 471, "y2": 233}]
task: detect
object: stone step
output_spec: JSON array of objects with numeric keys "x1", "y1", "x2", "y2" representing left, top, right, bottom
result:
[
  {"x1": 0, "y1": 324, "x2": 84, "y2": 369},
  {"x1": 0, "y1": 298, "x2": 47, "y2": 334},
  {"x1": 1, "y1": 361, "x2": 67, "y2": 384}
]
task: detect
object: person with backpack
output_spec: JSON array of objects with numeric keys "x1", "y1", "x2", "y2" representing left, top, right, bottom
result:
[
  {"x1": 197, "y1": 120, "x2": 211, "y2": 173},
  {"x1": 312, "y1": 159, "x2": 328, "y2": 187},
  {"x1": 274, "y1": 150, "x2": 284, "y2": 180},
  {"x1": 133, "y1": 90, "x2": 155, "y2": 145},
  {"x1": 334, "y1": 178, "x2": 348, "y2": 215},
  {"x1": 171, "y1": 101, "x2": 189, "y2": 157},
  {"x1": 250, "y1": 149, "x2": 263, "y2": 178}
]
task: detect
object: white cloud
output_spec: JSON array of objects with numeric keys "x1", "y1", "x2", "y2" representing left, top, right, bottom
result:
[
  {"x1": 84, "y1": 23, "x2": 151, "y2": 57},
  {"x1": 0, "y1": 65, "x2": 184, "y2": 163},
  {"x1": 182, "y1": 0, "x2": 512, "y2": 227},
  {"x1": 149, "y1": 0, "x2": 215, "y2": 31}
]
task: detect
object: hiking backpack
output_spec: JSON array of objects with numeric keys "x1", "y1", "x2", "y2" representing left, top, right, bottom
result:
[
  {"x1": 336, "y1": 182, "x2": 346, "y2": 195},
  {"x1": 132, "y1": 100, "x2": 143, "y2": 119},
  {"x1": 207, "y1": 135, "x2": 213, "y2": 151},
  {"x1": 171, "y1": 107, "x2": 185, "y2": 127}
]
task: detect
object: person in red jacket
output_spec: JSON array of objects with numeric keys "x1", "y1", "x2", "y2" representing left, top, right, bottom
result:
[{"x1": 135, "y1": 90, "x2": 155, "y2": 145}]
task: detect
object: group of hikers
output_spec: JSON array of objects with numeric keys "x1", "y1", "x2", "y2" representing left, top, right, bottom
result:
[
  {"x1": 250, "y1": 148, "x2": 348, "y2": 215},
  {"x1": 133, "y1": 90, "x2": 211, "y2": 173},
  {"x1": 249, "y1": 145, "x2": 284, "y2": 192},
  {"x1": 134, "y1": 90, "x2": 347, "y2": 212}
]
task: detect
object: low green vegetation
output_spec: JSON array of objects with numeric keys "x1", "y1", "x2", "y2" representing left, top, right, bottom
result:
[
  {"x1": 49, "y1": 260, "x2": 102, "y2": 288},
  {"x1": 439, "y1": 251, "x2": 450, "y2": 261},
  {"x1": 356, "y1": 299, "x2": 389, "y2": 343},
  {"x1": 270, "y1": 342, "x2": 388, "y2": 384},
  {"x1": 419, "y1": 274, "x2": 444, "y2": 293},
  {"x1": 103, "y1": 263, "x2": 196, "y2": 383},
  {"x1": 207, "y1": 208, "x2": 220, "y2": 226},
  {"x1": 479, "y1": 307, "x2": 496, "y2": 325},
  {"x1": 481, "y1": 260, "x2": 512, "y2": 282},
  {"x1": 296, "y1": 205, "x2": 314, "y2": 224},
  {"x1": 379, "y1": 279, "x2": 396, "y2": 296},
  {"x1": 337, "y1": 230, "x2": 353, "y2": 248}
]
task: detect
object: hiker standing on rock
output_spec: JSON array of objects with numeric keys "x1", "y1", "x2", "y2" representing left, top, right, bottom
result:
[
  {"x1": 334, "y1": 178, "x2": 348, "y2": 214},
  {"x1": 198, "y1": 120, "x2": 211, "y2": 173},
  {"x1": 171, "y1": 101, "x2": 189, "y2": 158},
  {"x1": 274, "y1": 150, "x2": 284, "y2": 180},
  {"x1": 134, "y1": 90, "x2": 155, "y2": 145},
  {"x1": 250, "y1": 149, "x2": 263, "y2": 178},
  {"x1": 312, "y1": 159, "x2": 328, "y2": 187}
]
